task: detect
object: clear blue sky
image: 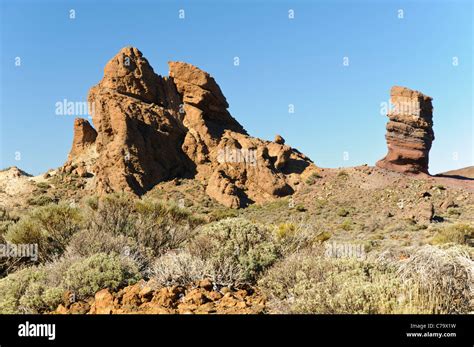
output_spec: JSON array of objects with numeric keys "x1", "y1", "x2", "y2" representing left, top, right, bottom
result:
[{"x1": 1, "y1": 0, "x2": 472, "y2": 175}]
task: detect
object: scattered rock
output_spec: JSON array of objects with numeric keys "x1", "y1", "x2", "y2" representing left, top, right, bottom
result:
[{"x1": 54, "y1": 280, "x2": 265, "y2": 315}]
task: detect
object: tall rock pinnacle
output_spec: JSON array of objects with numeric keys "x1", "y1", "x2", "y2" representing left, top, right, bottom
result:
[{"x1": 376, "y1": 86, "x2": 434, "y2": 175}]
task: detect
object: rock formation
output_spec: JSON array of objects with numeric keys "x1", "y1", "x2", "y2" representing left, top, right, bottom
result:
[
  {"x1": 376, "y1": 86, "x2": 434, "y2": 175},
  {"x1": 63, "y1": 47, "x2": 316, "y2": 207},
  {"x1": 68, "y1": 118, "x2": 97, "y2": 162}
]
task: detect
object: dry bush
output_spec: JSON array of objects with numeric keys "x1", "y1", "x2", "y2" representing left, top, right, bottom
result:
[
  {"x1": 273, "y1": 219, "x2": 324, "y2": 256},
  {"x1": 259, "y1": 249, "x2": 401, "y2": 314},
  {"x1": 151, "y1": 250, "x2": 206, "y2": 287},
  {"x1": 431, "y1": 224, "x2": 474, "y2": 246},
  {"x1": 260, "y1": 245, "x2": 474, "y2": 314},
  {"x1": 397, "y1": 245, "x2": 473, "y2": 313},
  {"x1": 86, "y1": 194, "x2": 204, "y2": 257}
]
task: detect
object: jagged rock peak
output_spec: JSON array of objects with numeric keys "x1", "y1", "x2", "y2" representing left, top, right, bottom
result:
[{"x1": 62, "y1": 47, "x2": 316, "y2": 207}]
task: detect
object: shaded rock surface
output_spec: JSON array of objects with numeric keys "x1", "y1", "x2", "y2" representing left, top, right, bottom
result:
[
  {"x1": 63, "y1": 47, "x2": 316, "y2": 207},
  {"x1": 376, "y1": 86, "x2": 434, "y2": 175}
]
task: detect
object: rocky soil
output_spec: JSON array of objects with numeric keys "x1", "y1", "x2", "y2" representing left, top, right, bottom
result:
[{"x1": 55, "y1": 279, "x2": 265, "y2": 315}]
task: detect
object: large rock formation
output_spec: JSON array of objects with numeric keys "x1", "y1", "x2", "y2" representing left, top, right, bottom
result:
[
  {"x1": 63, "y1": 47, "x2": 315, "y2": 207},
  {"x1": 376, "y1": 86, "x2": 434, "y2": 175}
]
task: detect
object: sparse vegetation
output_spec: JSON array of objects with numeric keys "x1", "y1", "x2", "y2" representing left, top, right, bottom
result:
[
  {"x1": 305, "y1": 172, "x2": 322, "y2": 185},
  {"x1": 260, "y1": 245, "x2": 474, "y2": 314},
  {"x1": 431, "y1": 224, "x2": 474, "y2": 246}
]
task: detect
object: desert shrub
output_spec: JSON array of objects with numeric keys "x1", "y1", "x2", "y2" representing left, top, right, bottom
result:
[
  {"x1": 294, "y1": 204, "x2": 306, "y2": 212},
  {"x1": 260, "y1": 245, "x2": 474, "y2": 314},
  {"x1": 66, "y1": 228, "x2": 153, "y2": 275},
  {"x1": 259, "y1": 250, "x2": 401, "y2": 314},
  {"x1": 132, "y1": 199, "x2": 202, "y2": 254},
  {"x1": 337, "y1": 207, "x2": 350, "y2": 217},
  {"x1": 273, "y1": 221, "x2": 319, "y2": 255},
  {"x1": 340, "y1": 219, "x2": 353, "y2": 231},
  {"x1": 397, "y1": 245, "x2": 473, "y2": 313},
  {"x1": 0, "y1": 264, "x2": 64, "y2": 314},
  {"x1": 208, "y1": 208, "x2": 239, "y2": 221},
  {"x1": 84, "y1": 195, "x2": 99, "y2": 210},
  {"x1": 89, "y1": 193, "x2": 136, "y2": 235},
  {"x1": 0, "y1": 253, "x2": 141, "y2": 313},
  {"x1": 35, "y1": 182, "x2": 50, "y2": 190},
  {"x1": 151, "y1": 250, "x2": 206, "y2": 287},
  {"x1": 88, "y1": 195, "x2": 203, "y2": 256},
  {"x1": 305, "y1": 172, "x2": 322, "y2": 185},
  {"x1": 63, "y1": 253, "x2": 141, "y2": 299},
  {"x1": 27, "y1": 195, "x2": 56, "y2": 206},
  {"x1": 5, "y1": 204, "x2": 82, "y2": 263},
  {"x1": 188, "y1": 218, "x2": 278, "y2": 286},
  {"x1": 431, "y1": 224, "x2": 474, "y2": 246},
  {"x1": 337, "y1": 170, "x2": 349, "y2": 178}
]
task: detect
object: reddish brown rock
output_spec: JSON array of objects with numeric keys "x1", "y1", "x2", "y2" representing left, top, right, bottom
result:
[
  {"x1": 63, "y1": 47, "x2": 317, "y2": 207},
  {"x1": 377, "y1": 86, "x2": 434, "y2": 175},
  {"x1": 68, "y1": 118, "x2": 97, "y2": 161}
]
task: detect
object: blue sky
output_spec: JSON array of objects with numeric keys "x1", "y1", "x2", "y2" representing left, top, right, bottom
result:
[{"x1": 0, "y1": 0, "x2": 472, "y2": 175}]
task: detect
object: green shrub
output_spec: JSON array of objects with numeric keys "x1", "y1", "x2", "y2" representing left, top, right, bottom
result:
[
  {"x1": 66, "y1": 228, "x2": 152, "y2": 274},
  {"x1": 35, "y1": 182, "x2": 50, "y2": 190},
  {"x1": 340, "y1": 219, "x2": 353, "y2": 231},
  {"x1": 0, "y1": 253, "x2": 141, "y2": 313},
  {"x1": 5, "y1": 204, "x2": 82, "y2": 263},
  {"x1": 337, "y1": 170, "x2": 349, "y2": 178},
  {"x1": 189, "y1": 218, "x2": 279, "y2": 286},
  {"x1": 63, "y1": 253, "x2": 141, "y2": 299},
  {"x1": 431, "y1": 224, "x2": 474, "y2": 245},
  {"x1": 0, "y1": 266, "x2": 62, "y2": 314}
]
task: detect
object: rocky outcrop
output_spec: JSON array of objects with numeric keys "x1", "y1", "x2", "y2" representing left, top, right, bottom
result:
[
  {"x1": 376, "y1": 86, "x2": 434, "y2": 175},
  {"x1": 63, "y1": 47, "x2": 316, "y2": 207},
  {"x1": 55, "y1": 280, "x2": 266, "y2": 314},
  {"x1": 67, "y1": 118, "x2": 97, "y2": 161}
]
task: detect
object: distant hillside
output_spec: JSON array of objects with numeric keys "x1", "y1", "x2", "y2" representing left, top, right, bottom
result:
[{"x1": 439, "y1": 166, "x2": 474, "y2": 179}]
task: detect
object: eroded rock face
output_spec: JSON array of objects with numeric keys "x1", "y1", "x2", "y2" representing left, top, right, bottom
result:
[
  {"x1": 376, "y1": 86, "x2": 434, "y2": 175},
  {"x1": 63, "y1": 47, "x2": 316, "y2": 207},
  {"x1": 68, "y1": 118, "x2": 97, "y2": 161}
]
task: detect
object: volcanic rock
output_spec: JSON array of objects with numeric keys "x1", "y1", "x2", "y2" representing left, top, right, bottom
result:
[
  {"x1": 63, "y1": 47, "x2": 316, "y2": 207},
  {"x1": 376, "y1": 86, "x2": 434, "y2": 175}
]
